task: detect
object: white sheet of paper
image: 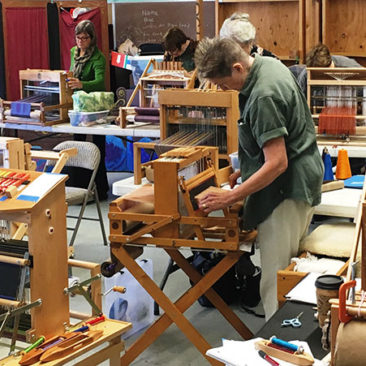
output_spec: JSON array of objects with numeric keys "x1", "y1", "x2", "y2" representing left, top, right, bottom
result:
[
  {"x1": 206, "y1": 338, "x2": 325, "y2": 366},
  {"x1": 17, "y1": 173, "x2": 65, "y2": 202},
  {"x1": 285, "y1": 272, "x2": 322, "y2": 305}
]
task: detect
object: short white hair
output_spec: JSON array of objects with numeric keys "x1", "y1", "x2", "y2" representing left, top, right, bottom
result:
[{"x1": 219, "y1": 13, "x2": 256, "y2": 46}]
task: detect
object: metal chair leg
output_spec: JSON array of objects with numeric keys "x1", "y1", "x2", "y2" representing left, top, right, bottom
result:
[
  {"x1": 68, "y1": 193, "x2": 90, "y2": 247},
  {"x1": 94, "y1": 185, "x2": 108, "y2": 246}
]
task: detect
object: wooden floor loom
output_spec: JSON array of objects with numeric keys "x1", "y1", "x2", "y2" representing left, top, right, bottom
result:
[
  {"x1": 0, "y1": 167, "x2": 103, "y2": 353},
  {"x1": 0, "y1": 169, "x2": 70, "y2": 347},
  {"x1": 107, "y1": 146, "x2": 257, "y2": 365},
  {"x1": 118, "y1": 59, "x2": 196, "y2": 128}
]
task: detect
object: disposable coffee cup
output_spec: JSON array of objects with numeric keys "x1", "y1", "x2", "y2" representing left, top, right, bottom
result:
[{"x1": 315, "y1": 274, "x2": 344, "y2": 328}]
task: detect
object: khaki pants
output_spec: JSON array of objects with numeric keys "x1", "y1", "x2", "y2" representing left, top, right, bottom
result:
[{"x1": 257, "y1": 199, "x2": 315, "y2": 320}]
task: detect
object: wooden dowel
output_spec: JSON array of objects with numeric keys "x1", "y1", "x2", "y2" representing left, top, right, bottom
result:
[
  {"x1": 68, "y1": 258, "x2": 99, "y2": 270},
  {"x1": 0, "y1": 298, "x2": 21, "y2": 308},
  {"x1": 69, "y1": 311, "x2": 90, "y2": 320},
  {"x1": 0, "y1": 255, "x2": 30, "y2": 267}
]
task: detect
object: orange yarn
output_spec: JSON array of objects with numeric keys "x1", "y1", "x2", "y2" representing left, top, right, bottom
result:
[
  {"x1": 318, "y1": 107, "x2": 356, "y2": 136},
  {"x1": 335, "y1": 149, "x2": 352, "y2": 180}
]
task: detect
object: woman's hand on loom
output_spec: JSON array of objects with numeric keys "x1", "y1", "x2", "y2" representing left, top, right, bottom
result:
[
  {"x1": 229, "y1": 170, "x2": 241, "y2": 189},
  {"x1": 67, "y1": 77, "x2": 83, "y2": 90},
  {"x1": 198, "y1": 190, "x2": 234, "y2": 214}
]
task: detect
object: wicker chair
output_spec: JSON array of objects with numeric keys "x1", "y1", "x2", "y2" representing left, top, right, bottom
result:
[{"x1": 52, "y1": 140, "x2": 108, "y2": 247}]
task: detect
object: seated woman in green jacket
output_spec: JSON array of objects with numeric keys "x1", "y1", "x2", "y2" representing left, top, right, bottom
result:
[
  {"x1": 68, "y1": 20, "x2": 106, "y2": 92},
  {"x1": 67, "y1": 20, "x2": 109, "y2": 199}
]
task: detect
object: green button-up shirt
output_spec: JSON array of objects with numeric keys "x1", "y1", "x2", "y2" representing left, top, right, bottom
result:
[
  {"x1": 70, "y1": 46, "x2": 106, "y2": 92},
  {"x1": 238, "y1": 55, "x2": 323, "y2": 229}
]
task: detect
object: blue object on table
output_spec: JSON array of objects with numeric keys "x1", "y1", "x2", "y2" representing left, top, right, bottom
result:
[
  {"x1": 10, "y1": 102, "x2": 31, "y2": 118},
  {"x1": 344, "y1": 175, "x2": 365, "y2": 189},
  {"x1": 323, "y1": 153, "x2": 334, "y2": 181},
  {"x1": 271, "y1": 337, "x2": 300, "y2": 352},
  {"x1": 281, "y1": 311, "x2": 303, "y2": 328}
]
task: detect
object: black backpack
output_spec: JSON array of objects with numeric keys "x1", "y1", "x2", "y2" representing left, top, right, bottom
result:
[{"x1": 191, "y1": 251, "x2": 261, "y2": 308}]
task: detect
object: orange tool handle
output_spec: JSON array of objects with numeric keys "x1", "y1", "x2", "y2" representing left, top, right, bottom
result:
[{"x1": 339, "y1": 280, "x2": 357, "y2": 324}]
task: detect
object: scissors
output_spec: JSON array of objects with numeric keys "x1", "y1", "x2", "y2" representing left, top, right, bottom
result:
[{"x1": 281, "y1": 312, "x2": 303, "y2": 328}]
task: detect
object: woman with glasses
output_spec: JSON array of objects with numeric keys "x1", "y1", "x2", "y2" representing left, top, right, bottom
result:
[
  {"x1": 66, "y1": 20, "x2": 109, "y2": 200},
  {"x1": 68, "y1": 20, "x2": 106, "y2": 91}
]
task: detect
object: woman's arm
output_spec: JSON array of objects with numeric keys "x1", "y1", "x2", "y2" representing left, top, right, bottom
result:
[{"x1": 198, "y1": 137, "x2": 288, "y2": 213}]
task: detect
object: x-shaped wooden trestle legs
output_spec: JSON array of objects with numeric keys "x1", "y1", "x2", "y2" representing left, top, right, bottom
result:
[{"x1": 111, "y1": 245, "x2": 253, "y2": 365}]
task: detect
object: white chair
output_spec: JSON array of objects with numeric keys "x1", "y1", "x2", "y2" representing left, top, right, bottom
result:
[{"x1": 52, "y1": 140, "x2": 108, "y2": 247}]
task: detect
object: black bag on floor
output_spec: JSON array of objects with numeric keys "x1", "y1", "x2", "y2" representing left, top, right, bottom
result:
[{"x1": 191, "y1": 251, "x2": 261, "y2": 308}]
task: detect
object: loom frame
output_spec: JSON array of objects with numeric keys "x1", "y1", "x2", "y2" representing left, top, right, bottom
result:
[
  {"x1": 0, "y1": 69, "x2": 73, "y2": 126},
  {"x1": 132, "y1": 88, "x2": 239, "y2": 185},
  {"x1": 118, "y1": 59, "x2": 196, "y2": 128},
  {"x1": 108, "y1": 146, "x2": 256, "y2": 364},
  {"x1": 0, "y1": 137, "x2": 25, "y2": 170},
  {"x1": 307, "y1": 67, "x2": 366, "y2": 144}
]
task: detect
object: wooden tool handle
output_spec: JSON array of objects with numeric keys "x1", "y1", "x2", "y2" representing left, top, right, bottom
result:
[{"x1": 113, "y1": 286, "x2": 126, "y2": 294}]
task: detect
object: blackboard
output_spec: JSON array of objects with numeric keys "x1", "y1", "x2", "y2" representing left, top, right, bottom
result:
[{"x1": 114, "y1": 1, "x2": 215, "y2": 48}]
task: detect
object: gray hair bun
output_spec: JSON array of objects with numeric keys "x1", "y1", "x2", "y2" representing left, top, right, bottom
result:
[
  {"x1": 230, "y1": 12, "x2": 250, "y2": 21},
  {"x1": 219, "y1": 12, "x2": 256, "y2": 44}
]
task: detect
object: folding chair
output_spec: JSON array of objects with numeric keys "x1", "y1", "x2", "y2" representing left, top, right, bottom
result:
[{"x1": 52, "y1": 141, "x2": 108, "y2": 247}]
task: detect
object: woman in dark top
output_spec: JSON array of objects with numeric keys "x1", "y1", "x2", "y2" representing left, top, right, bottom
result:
[
  {"x1": 162, "y1": 27, "x2": 198, "y2": 72},
  {"x1": 219, "y1": 13, "x2": 277, "y2": 59},
  {"x1": 67, "y1": 20, "x2": 109, "y2": 199}
]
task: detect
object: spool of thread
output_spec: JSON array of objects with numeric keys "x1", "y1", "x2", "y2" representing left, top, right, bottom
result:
[
  {"x1": 270, "y1": 337, "x2": 300, "y2": 353},
  {"x1": 323, "y1": 152, "x2": 334, "y2": 181},
  {"x1": 336, "y1": 149, "x2": 352, "y2": 180}
]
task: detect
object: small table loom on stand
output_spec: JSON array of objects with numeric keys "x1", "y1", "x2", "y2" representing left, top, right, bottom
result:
[{"x1": 106, "y1": 146, "x2": 257, "y2": 365}]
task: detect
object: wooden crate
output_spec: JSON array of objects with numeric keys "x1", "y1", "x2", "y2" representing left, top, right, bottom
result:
[{"x1": 277, "y1": 252, "x2": 349, "y2": 307}]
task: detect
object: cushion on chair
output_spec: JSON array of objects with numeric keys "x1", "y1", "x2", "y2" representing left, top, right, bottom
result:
[
  {"x1": 299, "y1": 222, "x2": 355, "y2": 258},
  {"x1": 65, "y1": 187, "x2": 91, "y2": 205}
]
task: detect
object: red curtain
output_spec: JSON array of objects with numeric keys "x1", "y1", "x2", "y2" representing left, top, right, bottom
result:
[
  {"x1": 5, "y1": 7, "x2": 49, "y2": 100},
  {"x1": 59, "y1": 8, "x2": 102, "y2": 71}
]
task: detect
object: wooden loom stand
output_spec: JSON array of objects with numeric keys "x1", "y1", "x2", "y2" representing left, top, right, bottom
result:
[
  {"x1": 109, "y1": 146, "x2": 255, "y2": 365},
  {"x1": 329, "y1": 176, "x2": 366, "y2": 364},
  {"x1": 0, "y1": 169, "x2": 69, "y2": 341}
]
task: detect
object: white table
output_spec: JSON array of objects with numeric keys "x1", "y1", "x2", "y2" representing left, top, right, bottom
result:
[
  {"x1": 317, "y1": 141, "x2": 366, "y2": 158},
  {"x1": 0, "y1": 122, "x2": 160, "y2": 138},
  {"x1": 314, "y1": 187, "x2": 362, "y2": 219},
  {"x1": 112, "y1": 175, "x2": 149, "y2": 196}
]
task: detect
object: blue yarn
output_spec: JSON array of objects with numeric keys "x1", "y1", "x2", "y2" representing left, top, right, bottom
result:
[{"x1": 323, "y1": 153, "x2": 334, "y2": 181}]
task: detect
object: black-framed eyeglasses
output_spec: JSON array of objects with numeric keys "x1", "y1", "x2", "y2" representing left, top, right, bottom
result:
[{"x1": 76, "y1": 36, "x2": 90, "y2": 41}]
